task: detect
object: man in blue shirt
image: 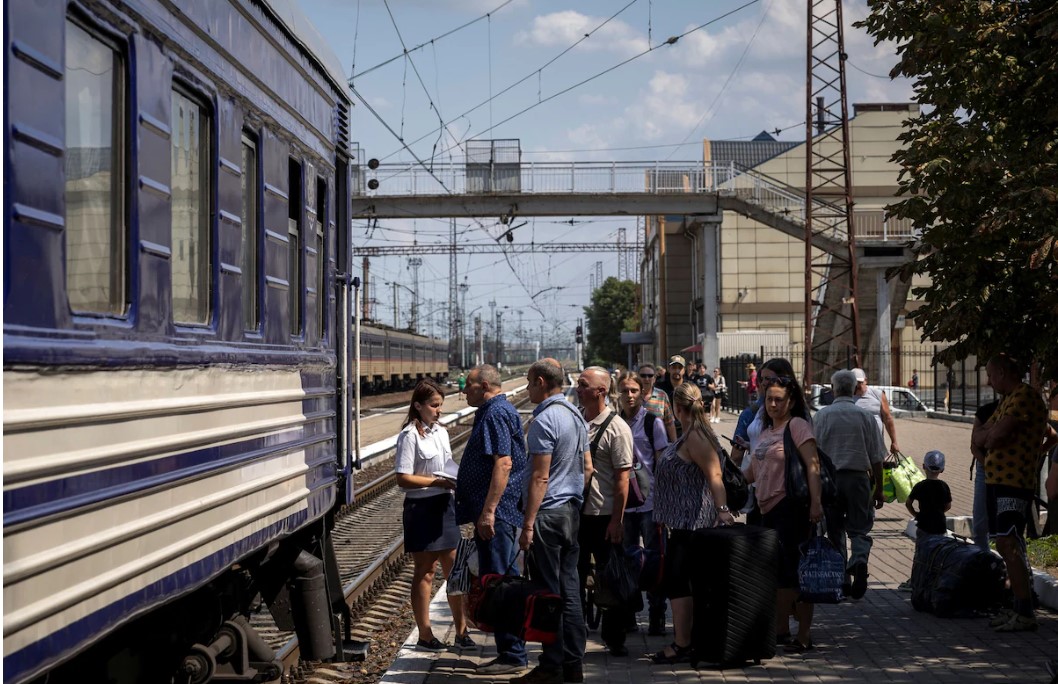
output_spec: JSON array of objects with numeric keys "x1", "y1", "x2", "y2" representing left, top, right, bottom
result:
[
  {"x1": 517, "y1": 359, "x2": 590, "y2": 684},
  {"x1": 456, "y1": 364, "x2": 528, "y2": 674}
]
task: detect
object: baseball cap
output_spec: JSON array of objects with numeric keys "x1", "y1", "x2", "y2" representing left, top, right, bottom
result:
[
  {"x1": 852, "y1": 368, "x2": 867, "y2": 382},
  {"x1": 668, "y1": 355, "x2": 686, "y2": 368},
  {"x1": 923, "y1": 450, "x2": 945, "y2": 472}
]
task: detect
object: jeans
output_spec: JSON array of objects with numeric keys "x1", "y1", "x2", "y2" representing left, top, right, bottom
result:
[
  {"x1": 623, "y1": 510, "x2": 667, "y2": 620},
  {"x1": 579, "y1": 514, "x2": 633, "y2": 649},
  {"x1": 972, "y1": 459, "x2": 989, "y2": 549},
  {"x1": 527, "y1": 502, "x2": 585, "y2": 670},
  {"x1": 825, "y1": 471, "x2": 875, "y2": 569},
  {"x1": 475, "y1": 519, "x2": 528, "y2": 665}
]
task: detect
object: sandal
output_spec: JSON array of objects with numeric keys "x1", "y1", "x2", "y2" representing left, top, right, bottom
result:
[
  {"x1": 648, "y1": 642, "x2": 691, "y2": 664},
  {"x1": 784, "y1": 639, "x2": 814, "y2": 654}
]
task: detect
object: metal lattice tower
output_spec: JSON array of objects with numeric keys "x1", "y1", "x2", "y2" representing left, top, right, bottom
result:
[
  {"x1": 617, "y1": 227, "x2": 628, "y2": 280},
  {"x1": 448, "y1": 219, "x2": 458, "y2": 366},
  {"x1": 407, "y1": 257, "x2": 423, "y2": 333},
  {"x1": 803, "y1": 0, "x2": 860, "y2": 385}
]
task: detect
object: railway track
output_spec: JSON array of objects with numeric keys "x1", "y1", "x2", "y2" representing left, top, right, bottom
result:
[{"x1": 266, "y1": 389, "x2": 531, "y2": 683}]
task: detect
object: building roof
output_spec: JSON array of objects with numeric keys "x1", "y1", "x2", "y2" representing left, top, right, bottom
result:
[
  {"x1": 705, "y1": 132, "x2": 799, "y2": 170},
  {"x1": 262, "y1": 0, "x2": 352, "y2": 103}
]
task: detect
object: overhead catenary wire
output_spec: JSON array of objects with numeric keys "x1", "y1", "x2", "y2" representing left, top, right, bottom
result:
[
  {"x1": 387, "y1": 0, "x2": 762, "y2": 164},
  {"x1": 350, "y1": 0, "x2": 519, "y2": 81},
  {"x1": 377, "y1": 0, "x2": 643, "y2": 163},
  {"x1": 664, "y1": 0, "x2": 772, "y2": 161}
]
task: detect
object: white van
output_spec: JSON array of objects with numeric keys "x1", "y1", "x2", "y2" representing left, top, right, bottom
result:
[{"x1": 809, "y1": 384, "x2": 933, "y2": 415}]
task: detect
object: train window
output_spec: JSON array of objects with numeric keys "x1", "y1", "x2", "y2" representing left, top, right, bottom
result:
[
  {"x1": 64, "y1": 18, "x2": 127, "y2": 315},
  {"x1": 316, "y1": 177, "x2": 327, "y2": 340},
  {"x1": 171, "y1": 88, "x2": 212, "y2": 325},
  {"x1": 288, "y1": 158, "x2": 302, "y2": 336},
  {"x1": 241, "y1": 132, "x2": 259, "y2": 331}
]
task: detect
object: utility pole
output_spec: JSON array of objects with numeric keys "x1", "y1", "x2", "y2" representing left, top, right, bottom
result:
[
  {"x1": 475, "y1": 315, "x2": 483, "y2": 366},
  {"x1": 448, "y1": 218, "x2": 458, "y2": 366},
  {"x1": 391, "y1": 282, "x2": 398, "y2": 329},
  {"x1": 407, "y1": 256, "x2": 422, "y2": 334},
  {"x1": 488, "y1": 299, "x2": 497, "y2": 364},
  {"x1": 496, "y1": 311, "x2": 504, "y2": 368},
  {"x1": 459, "y1": 281, "x2": 469, "y2": 369},
  {"x1": 617, "y1": 227, "x2": 627, "y2": 280}
]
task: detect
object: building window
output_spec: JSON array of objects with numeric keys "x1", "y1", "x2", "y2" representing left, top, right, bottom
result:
[
  {"x1": 171, "y1": 88, "x2": 211, "y2": 324},
  {"x1": 241, "y1": 132, "x2": 259, "y2": 331},
  {"x1": 288, "y1": 158, "x2": 302, "y2": 336},
  {"x1": 316, "y1": 177, "x2": 327, "y2": 340},
  {"x1": 64, "y1": 18, "x2": 127, "y2": 315}
]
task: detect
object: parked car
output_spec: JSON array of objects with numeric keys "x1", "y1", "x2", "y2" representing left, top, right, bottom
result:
[{"x1": 809, "y1": 384, "x2": 934, "y2": 415}]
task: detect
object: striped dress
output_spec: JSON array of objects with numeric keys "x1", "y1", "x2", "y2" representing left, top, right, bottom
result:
[{"x1": 652, "y1": 434, "x2": 718, "y2": 531}]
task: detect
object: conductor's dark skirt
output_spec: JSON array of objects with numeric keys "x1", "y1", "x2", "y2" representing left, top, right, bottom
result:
[{"x1": 403, "y1": 493, "x2": 460, "y2": 553}]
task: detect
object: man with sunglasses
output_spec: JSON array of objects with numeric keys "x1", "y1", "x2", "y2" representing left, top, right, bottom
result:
[{"x1": 637, "y1": 363, "x2": 677, "y2": 443}]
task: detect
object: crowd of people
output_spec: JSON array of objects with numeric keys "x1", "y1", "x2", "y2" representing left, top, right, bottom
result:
[{"x1": 391, "y1": 352, "x2": 1058, "y2": 683}]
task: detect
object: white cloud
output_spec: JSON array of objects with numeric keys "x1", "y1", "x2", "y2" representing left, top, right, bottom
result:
[
  {"x1": 578, "y1": 93, "x2": 619, "y2": 107},
  {"x1": 515, "y1": 11, "x2": 648, "y2": 57}
]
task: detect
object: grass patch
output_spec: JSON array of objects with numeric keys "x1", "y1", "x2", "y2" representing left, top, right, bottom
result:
[{"x1": 1026, "y1": 535, "x2": 1058, "y2": 568}]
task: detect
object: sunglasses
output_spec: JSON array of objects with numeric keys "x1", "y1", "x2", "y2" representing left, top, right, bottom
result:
[
  {"x1": 761, "y1": 376, "x2": 795, "y2": 387},
  {"x1": 639, "y1": 373, "x2": 655, "y2": 379}
]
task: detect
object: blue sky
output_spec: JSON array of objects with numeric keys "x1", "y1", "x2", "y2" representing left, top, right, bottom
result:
[{"x1": 298, "y1": 0, "x2": 911, "y2": 344}]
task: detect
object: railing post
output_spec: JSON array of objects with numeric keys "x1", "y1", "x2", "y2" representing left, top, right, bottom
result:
[
  {"x1": 570, "y1": 163, "x2": 575, "y2": 192},
  {"x1": 611, "y1": 162, "x2": 615, "y2": 194}
]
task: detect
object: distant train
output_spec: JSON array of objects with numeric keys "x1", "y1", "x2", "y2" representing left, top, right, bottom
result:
[
  {"x1": 3, "y1": 1, "x2": 376, "y2": 683},
  {"x1": 358, "y1": 324, "x2": 448, "y2": 393}
]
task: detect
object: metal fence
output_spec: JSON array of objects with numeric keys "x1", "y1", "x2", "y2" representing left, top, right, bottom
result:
[{"x1": 720, "y1": 346, "x2": 996, "y2": 417}]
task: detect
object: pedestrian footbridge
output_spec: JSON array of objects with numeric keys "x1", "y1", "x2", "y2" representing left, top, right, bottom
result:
[{"x1": 351, "y1": 160, "x2": 915, "y2": 254}]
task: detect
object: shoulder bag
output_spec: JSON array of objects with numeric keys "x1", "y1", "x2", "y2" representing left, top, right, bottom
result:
[{"x1": 783, "y1": 422, "x2": 837, "y2": 506}]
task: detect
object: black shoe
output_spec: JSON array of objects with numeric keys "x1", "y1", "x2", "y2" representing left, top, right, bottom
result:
[
  {"x1": 562, "y1": 663, "x2": 584, "y2": 683},
  {"x1": 850, "y1": 563, "x2": 869, "y2": 599},
  {"x1": 454, "y1": 630, "x2": 475, "y2": 648},
  {"x1": 606, "y1": 643, "x2": 629, "y2": 657},
  {"x1": 415, "y1": 636, "x2": 446, "y2": 652}
]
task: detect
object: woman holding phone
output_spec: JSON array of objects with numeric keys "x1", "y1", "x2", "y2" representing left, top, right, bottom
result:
[{"x1": 395, "y1": 379, "x2": 473, "y2": 650}]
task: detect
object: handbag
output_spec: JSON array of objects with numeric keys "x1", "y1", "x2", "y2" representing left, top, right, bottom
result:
[
  {"x1": 593, "y1": 544, "x2": 644, "y2": 611},
  {"x1": 798, "y1": 523, "x2": 846, "y2": 604},
  {"x1": 880, "y1": 453, "x2": 899, "y2": 503},
  {"x1": 783, "y1": 423, "x2": 838, "y2": 506},
  {"x1": 890, "y1": 451, "x2": 925, "y2": 503},
  {"x1": 719, "y1": 445, "x2": 750, "y2": 512},
  {"x1": 467, "y1": 551, "x2": 563, "y2": 644}
]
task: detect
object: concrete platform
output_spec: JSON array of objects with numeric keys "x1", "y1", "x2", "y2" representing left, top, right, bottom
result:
[{"x1": 381, "y1": 416, "x2": 1058, "y2": 683}]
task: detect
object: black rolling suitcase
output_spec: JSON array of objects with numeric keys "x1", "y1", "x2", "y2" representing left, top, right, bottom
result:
[{"x1": 688, "y1": 524, "x2": 779, "y2": 668}]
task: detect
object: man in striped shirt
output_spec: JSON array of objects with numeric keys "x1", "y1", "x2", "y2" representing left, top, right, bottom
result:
[{"x1": 637, "y1": 363, "x2": 677, "y2": 443}]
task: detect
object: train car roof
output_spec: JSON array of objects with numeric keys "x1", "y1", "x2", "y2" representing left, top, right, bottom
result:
[{"x1": 261, "y1": 0, "x2": 351, "y2": 104}]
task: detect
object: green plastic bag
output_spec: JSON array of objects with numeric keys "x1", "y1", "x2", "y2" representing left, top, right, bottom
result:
[
  {"x1": 881, "y1": 463, "x2": 898, "y2": 503},
  {"x1": 890, "y1": 452, "x2": 925, "y2": 503}
]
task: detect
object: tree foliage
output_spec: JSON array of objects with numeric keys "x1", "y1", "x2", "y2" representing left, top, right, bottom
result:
[
  {"x1": 858, "y1": 1, "x2": 1058, "y2": 376},
  {"x1": 583, "y1": 278, "x2": 637, "y2": 366}
]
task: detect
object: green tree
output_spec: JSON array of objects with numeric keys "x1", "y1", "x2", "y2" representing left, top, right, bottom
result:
[
  {"x1": 858, "y1": 1, "x2": 1058, "y2": 375},
  {"x1": 583, "y1": 278, "x2": 637, "y2": 366}
]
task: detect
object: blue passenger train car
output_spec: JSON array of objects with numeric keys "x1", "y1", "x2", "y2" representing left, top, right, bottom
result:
[{"x1": 4, "y1": 1, "x2": 360, "y2": 682}]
